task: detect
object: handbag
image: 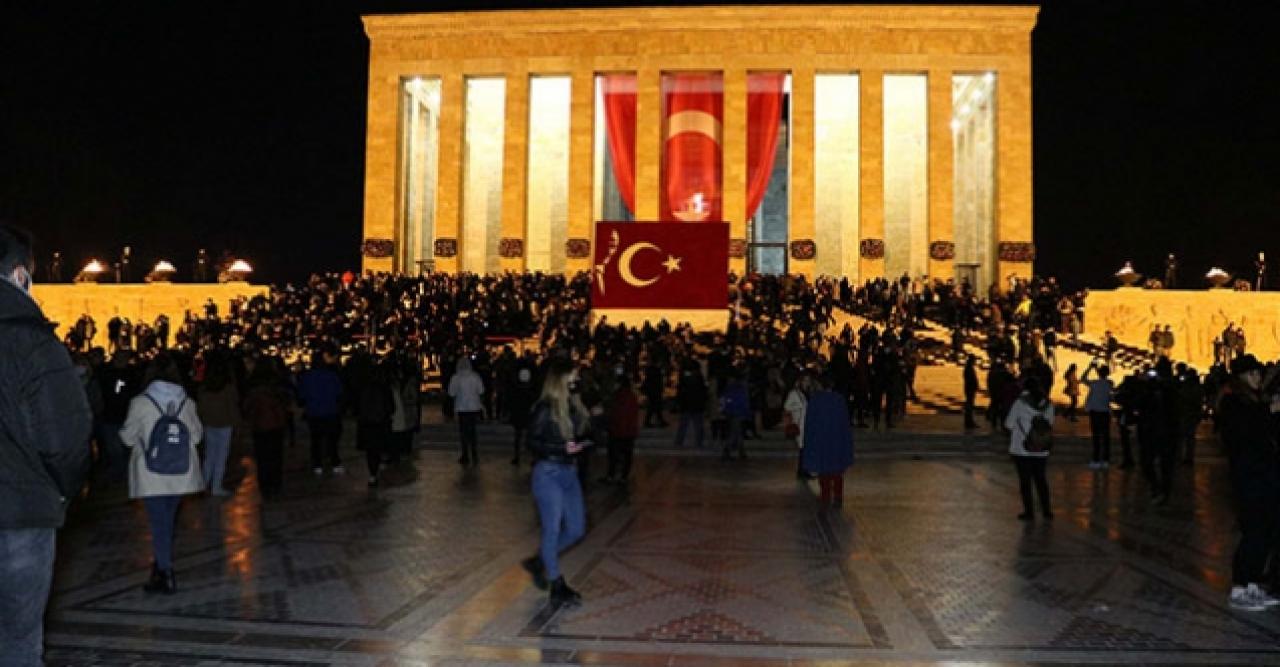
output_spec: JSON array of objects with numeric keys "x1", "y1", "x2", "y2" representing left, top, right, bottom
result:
[{"x1": 1020, "y1": 401, "x2": 1054, "y2": 453}]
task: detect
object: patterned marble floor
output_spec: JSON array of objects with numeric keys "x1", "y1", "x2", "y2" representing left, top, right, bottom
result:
[{"x1": 42, "y1": 424, "x2": 1280, "y2": 666}]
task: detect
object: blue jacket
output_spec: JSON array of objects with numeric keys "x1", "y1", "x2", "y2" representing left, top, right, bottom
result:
[
  {"x1": 297, "y1": 366, "x2": 343, "y2": 419},
  {"x1": 801, "y1": 390, "x2": 854, "y2": 475},
  {"x1": 720, "y1": 381, "x2": 751, "y2": 419}
]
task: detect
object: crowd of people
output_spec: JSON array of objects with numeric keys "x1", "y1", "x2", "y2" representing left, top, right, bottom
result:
[
  {"x1": 9, "y1": 219, "x2": 1280, "y2": 664},
  {"x1": 51, "y1": 269, "x2": 1280, "y2": 613}
]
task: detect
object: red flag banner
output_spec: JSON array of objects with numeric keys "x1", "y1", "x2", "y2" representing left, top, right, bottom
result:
[
  {"x1": 661, "y1": 73, "x2": 723, "y2": 222},
  {"x1": 592, "y1": 222, "x2": 728, "y2": 309},
  {"x1": 602, "y1": 74, "x2": 637, "y2": 216}
]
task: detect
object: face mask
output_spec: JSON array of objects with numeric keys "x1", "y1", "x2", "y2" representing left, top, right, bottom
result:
[{"x1": 11, "y1": 267, "x2": 31, "y2": 294}]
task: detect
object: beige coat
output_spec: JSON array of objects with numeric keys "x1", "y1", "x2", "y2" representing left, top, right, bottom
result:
[{"x1": 120, "y1": 381, "x2": 205, "y2": 499}]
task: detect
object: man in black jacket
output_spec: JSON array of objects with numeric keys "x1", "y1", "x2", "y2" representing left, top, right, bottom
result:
[
  {"x1": 0, "y1": 224, "x2": 92, "y2": 665},
  {"x1": 673, "y1": 360, "x2": 708, "y2": 449},
  {"x1": 963, "y1": 356, "x2": 980, "y2": 429}
]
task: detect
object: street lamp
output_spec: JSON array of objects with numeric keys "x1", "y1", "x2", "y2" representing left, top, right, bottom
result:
[
  {"x1": 1205, "y1": 267, "x2": 1231, "y2": 288},
  {"x1": 146, "y1": 260, "x2": 177, "y2": 283},
  {"x1": 1114, "y1": 261, "x2": 1141, "y2": 287},
  {"x1": 75, "y1": 259, "x2": 106, "y2": 283},
  {"x1": 221, "y1": 259, "x2": 253, "y2": 282}
]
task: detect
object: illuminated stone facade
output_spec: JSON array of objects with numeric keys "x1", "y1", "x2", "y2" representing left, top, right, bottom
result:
[
  {"x1": 361, "y1": 5, "x2": 1038, "y2": 287},
  {"x1": 1086, "y1": 288, "x2": 1280, "y2": 370},
  {"x1": 32, "y1": 283, "x2": 268, "y2": 348}
]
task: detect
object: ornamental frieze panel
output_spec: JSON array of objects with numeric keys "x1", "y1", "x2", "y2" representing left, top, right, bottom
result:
[
  {"x1": 362, "y1": 238, "x2": 395, "y2": 258},
  {"x1": 998, "y1": 242, "x2": 1035, "y2": 262},
  {"x1": 433, "y1": 238, "x2": 458, "y2": 258}
]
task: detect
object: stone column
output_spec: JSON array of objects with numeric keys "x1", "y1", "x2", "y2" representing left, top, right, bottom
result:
[
  {"x1": 360, "y1": 70, "x2": 398, "y2": 274},
  {"x1": 996, "y1": 55, "x2": 1034, "y2": 287},
  {"x1": 789, "y1": 65, "x2": 816, "y2": 277},
  {"x1": 566, "y1": 64, "x2": 595, "y2": 273},
  {"x1": 722, "y1": 69, "x2": 748, "y2": 274},
  {"x1": 432, "y1": 70, "x2": 464, "y2": 274},
  {"x1": 859, "y1": 70, "x2": 885, "y2": 280},
  {"x1": 500, "y1": 68, "x2": 529, "y2": 272},
  {"x1": 634, "y1": 66, "x2": 661, "y2": 221},
  {"x1": 927, "y1": 69, "x2": 955, "y2": 282}
]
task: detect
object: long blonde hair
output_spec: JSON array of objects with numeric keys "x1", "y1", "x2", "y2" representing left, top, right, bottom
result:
[{"x1": 541, "y1": 360, "x2": 588, "y2": 439}]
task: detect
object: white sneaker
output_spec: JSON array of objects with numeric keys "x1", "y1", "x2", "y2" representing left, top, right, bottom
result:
[
  {"x1": 313, "y1": 467, "x2": 323, "y2": 477},
  {"x1": 1247, "y1": 584, "x2": 1280, "y2": 608},
  {"x1": 1230, "y1": 586, "x2": 1267, "y2": 611},
  {"x1": 333, "y1": 465, "x2": 346, "y2": 475}
]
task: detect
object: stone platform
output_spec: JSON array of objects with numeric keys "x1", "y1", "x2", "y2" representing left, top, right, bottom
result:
[
  {"x1": 31, "y1": 282, "x2": 268, "y2": 347},
  {"x1": 1085, "y1": 287, "x2": 1280, "y2": 369},
  {"x1": 42, "y1": 417, "x2": 1276, "y2": 666}
]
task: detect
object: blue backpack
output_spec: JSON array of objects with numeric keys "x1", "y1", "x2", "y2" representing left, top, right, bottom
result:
[{"x1": 144, "y1": 395, "x2": 192, "y2": 475}]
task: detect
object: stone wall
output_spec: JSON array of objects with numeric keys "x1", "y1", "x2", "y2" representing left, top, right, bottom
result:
[
  {"x1": 31, "y1": 283, "x2": 269, "y2": 348},
  {"x1": 1085, "y1": 287, "x2": 1280, "y2": 369}
]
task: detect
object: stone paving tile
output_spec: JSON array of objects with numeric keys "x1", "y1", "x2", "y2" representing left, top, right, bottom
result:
[{"x1": 42, "y1": 421, "x2": 1280, "y2": 666}]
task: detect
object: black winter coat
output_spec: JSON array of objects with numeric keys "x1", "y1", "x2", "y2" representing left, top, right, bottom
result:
[
  {"x1": 675, "y1": 372, "x2": 708, "y2": 413},
  {"x1": 1218, "y1": 391, "x2": 1280, "y2": 499},
  {"x1": 507, "y1": 382, "x2": 537, "y2": 429},
  {"x1": 0, "y1": 281, "x2": 92, "y2": 528}
]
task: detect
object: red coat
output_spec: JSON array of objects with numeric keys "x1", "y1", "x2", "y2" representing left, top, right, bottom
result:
[{"x1": 609, "y1": 387, "x2": 641, "y2": 439}]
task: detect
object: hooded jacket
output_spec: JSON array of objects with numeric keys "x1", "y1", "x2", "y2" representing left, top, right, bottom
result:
[
  {"x1": 0, "y1": 279, "x2": 92, "y2": 528},
  {"x1": 120, "y1": 380, "x2": 205, "y2": 498}
]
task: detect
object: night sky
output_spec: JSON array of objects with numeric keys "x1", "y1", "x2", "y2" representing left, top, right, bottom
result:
[{"x1": 3, "y1": 1, "x2": 1278, "y2": 289}]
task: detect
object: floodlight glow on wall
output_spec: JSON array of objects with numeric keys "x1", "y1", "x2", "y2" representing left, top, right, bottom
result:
[{"x1": 146, "y1": 260, "x2": 177, "y2": 283}]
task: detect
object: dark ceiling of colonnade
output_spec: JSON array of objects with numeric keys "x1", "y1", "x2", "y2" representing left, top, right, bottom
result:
[{"x1": 1, "y1": 1, "x2": 1277, "y2": 289}]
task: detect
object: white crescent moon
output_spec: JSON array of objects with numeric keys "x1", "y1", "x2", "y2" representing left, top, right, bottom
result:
[
  {"x1": 618, "y1": 242, "x2": 662, "y2": 287},
  {"x1": 666, "y1": 110, "x2": 721, "y2": 143}
]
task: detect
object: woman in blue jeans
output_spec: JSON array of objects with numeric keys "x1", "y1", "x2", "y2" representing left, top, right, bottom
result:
[
  {"x1": 520, "y1": 359, "x2": 591, "y2": 606},
  {"x1": 196, "y1": 353, "x2": 238, "y2": 496},
  {"x1": 120, "y1": 354, "x2": 205, "y2": 594}
]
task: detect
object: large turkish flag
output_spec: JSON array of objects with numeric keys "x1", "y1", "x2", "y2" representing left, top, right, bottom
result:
[
  {"x1": 592, "y1": 222, "x2": 728, "y2": 309},
  {"x1": 661, "y1": 73, "x2": 723, "y2": 222}
]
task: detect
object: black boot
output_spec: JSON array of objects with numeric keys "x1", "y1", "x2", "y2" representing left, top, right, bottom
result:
[
  {"x1": 522, "y1": 555, "x2": 548, "y2": 590},
  {"x1": 143, "y1": 563, "x2": 166, "y2": 594},
  {"x1": 549, "y1": 576, "x2": 581, "y2": 606},
  {"x1": 162, "y1": 569, "x2": 178, "y2": 595}
]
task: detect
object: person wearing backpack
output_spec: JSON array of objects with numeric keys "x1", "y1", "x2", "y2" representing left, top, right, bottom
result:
[
  {"x1": 242, "y1": 362, "x2": 291, "y2": 499},
  {"x1": 119, "y1": 353, "x2": 204, "y2": 595},
  {"x1": 1005, "y1": 376, "x2": 1054, "y2": 521}
]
